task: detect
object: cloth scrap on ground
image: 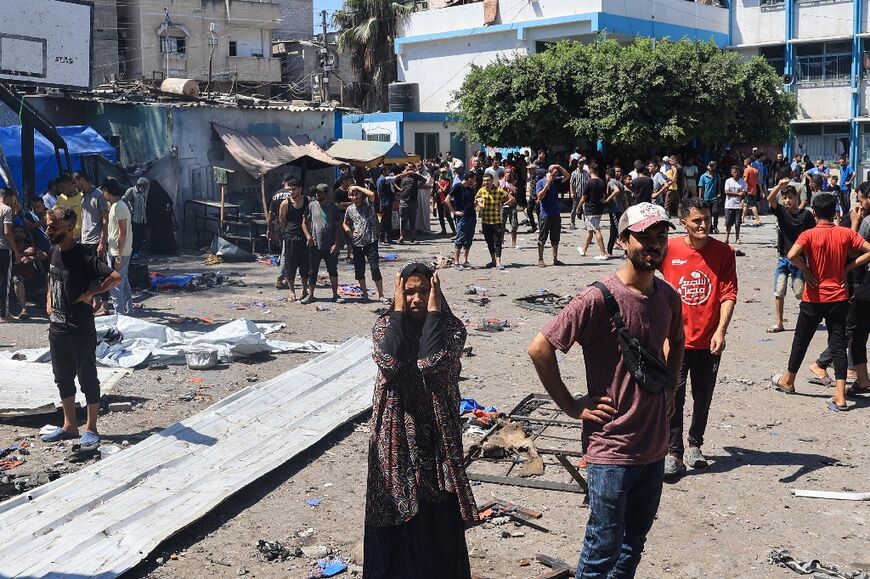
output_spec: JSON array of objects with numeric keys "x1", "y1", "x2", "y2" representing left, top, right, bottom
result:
[
  {"x1": 338, "y1": 285, "x2": 377, "y2": 298},
  {"x1": 378, "y1": 253, "x2": 399, "y2": 262},
  {"x1": 149, "y1": 271, "x2": 246, "y2": 292},
  {"x1": 514, "y1": 292, "x2": 573, "y2": 316},
  {"x1": 460, "y1": 398, "x2": 497, "y2": 414},
  {"x1": 2, "y1": 316, "x2": 336, "y2": 369}
]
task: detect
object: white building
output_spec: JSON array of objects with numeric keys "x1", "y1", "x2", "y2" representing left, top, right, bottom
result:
[{"x1": 343, "y1": 0, "x2": 870, "y2": 175}]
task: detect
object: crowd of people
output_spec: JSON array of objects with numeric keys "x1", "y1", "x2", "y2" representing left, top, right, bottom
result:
[
  {"x1": 353, "y1": 147, "x2": 870, "y2": 578},
  {"x1": 2, "y1": 144, "x2": 869, "y2": 578}
]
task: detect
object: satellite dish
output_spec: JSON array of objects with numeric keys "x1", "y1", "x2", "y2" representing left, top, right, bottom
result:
[{"x1": 782, "y1": 73, "x2": 794, "y2": 85}]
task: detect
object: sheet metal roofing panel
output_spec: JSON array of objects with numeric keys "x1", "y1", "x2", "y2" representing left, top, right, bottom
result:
[
  {"x1": 0, "y1": 360, "x2": 128, "y2": 418},
  {"x1": 0, "y1": 337, "x2": 376, "y2": 578}
]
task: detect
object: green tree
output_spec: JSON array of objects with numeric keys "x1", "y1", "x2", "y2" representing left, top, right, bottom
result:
[
  {"x1": 453, "y1": 37, "x2": 797, "y2": 151},
  {"x1": 334, "y1": 0, "x2": 415, "y2": 112}
]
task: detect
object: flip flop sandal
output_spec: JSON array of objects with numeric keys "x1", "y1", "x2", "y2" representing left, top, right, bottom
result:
[
  {"x1": 826, "y1": 399, "x2": 849, "y2": 412},
  {"x1": 807, "y1": 375, "x2": 834, "y2": 387},
  {"x1": 766, "y1": 326, "x2": 784, "y2": 333},
  {"x1": 41, "y1": 426, "x2": 79, "y2": 443},
  {"x1": 79, "y1": 432, "x2": 101, "y2": 447},
  {"x1": 770, "y1": 373, "x2": 795, "y2": 394}
]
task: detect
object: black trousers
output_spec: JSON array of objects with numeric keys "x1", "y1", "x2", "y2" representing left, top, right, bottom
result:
[
  {"x1": 709, "y1": 198, "x2": 720, "y2": 231},
  {"x1": 307, "y1": 246, "x2": 339, "y2": 286},
  {"x1": 436, "y1": 203, "x2": 455, "y2": 234},
  {"x1": 379, "y1": 205, "x2": 393, "y2": 242},
  {"x1": 281, "y1": 237, "x2": 310, "y2": 283},
  {"x1": 787, "y1": 301, "x2": 849, "y2": 380},
  {"x1": 481, "y1": 223, "x2": 503, "y2": 259},
  {"x1": 0, "y1": 248, "x2": 10, "y2": 317},
  {"x1": 49, "y1": 326, "x2": 100, "y2": 404},
  {"x1": 817, "y1": 298, "x2": 856, "y2": 370},
  {"x1": 849, "y1": 299, "x2": 870, "y2": 365},
  {"x1": 132, "y1": 222, "x2": 147, "y2": 253},
  {"x1": 606, "y1": 211, "x2": 623, "y2": 255},
  {"x1": 526, "y1": 198, "x2": 537, "y2": 230},
  {"x1": 669, "y1": 348, "x2": 721, "y2": 458},
  {"x1": 353, "y1": 242, "x2": 382, "y2": 282}
]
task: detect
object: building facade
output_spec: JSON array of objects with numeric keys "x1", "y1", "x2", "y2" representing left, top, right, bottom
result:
[
  {"x1": 388, "y1": 0, "x2": 870, "y2": 175},
  {"x1": 93, "y1": 0, "x2": 121, "y2": 86},
  {"x1": 118, "y1": 0, "x2": 282, "y2": 91}
]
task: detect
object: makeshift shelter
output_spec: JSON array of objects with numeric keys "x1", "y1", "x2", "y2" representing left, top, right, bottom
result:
[
  {"x1": 0, "y1": 125, "x2": 117, "y2": 201},
  {"x1": 326, "y1": 139, "x2": 420, "y2": 168},
  {"x1": 213, "y1": 124, "x2": 341, "y2": 214}
]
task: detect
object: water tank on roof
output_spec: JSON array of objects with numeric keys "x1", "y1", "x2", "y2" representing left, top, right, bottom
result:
[{"x1": 388, "y1": 82, "x2": 420, "y2": 113}]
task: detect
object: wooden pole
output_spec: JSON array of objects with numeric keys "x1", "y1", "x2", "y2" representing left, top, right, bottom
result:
[
  {"x1": 219, "y1": 183, "x2": 226, "y2": 227},
  {"x1": 260, "y1": 175, "x2": 268, "y2": 216}
]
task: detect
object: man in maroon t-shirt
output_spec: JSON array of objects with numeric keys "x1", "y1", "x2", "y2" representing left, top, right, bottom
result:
[{"x1": 528, "y1": 202, "x2": 685, "y2": 578}]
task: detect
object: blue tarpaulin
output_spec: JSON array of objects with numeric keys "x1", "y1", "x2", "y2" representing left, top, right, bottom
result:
[{"x1": 0, "y1": 125, "x2": 116, "y2": 201}]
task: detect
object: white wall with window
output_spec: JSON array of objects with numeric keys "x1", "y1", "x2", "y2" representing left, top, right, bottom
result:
[{"x1": 793, "y1": 124, "x2": 850, "y2": 162}]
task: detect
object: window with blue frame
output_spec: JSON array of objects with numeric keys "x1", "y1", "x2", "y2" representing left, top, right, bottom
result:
[{"x1": 796, "y1": 42, "x2": 851, "y2": 83}]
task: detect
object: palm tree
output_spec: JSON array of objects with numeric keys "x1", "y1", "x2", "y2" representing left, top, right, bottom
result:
[{"x1": 333, "y1": 0, "x2": 416, "y2": 112}]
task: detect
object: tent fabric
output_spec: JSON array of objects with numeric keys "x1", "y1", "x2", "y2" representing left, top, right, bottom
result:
[
  {"x1": 326, "y1": 139, "x2": 420, "y2": 168},
  {"x1": 0, "y1": 125, "x2": 117, "y2": 200},
  {"x1": 213, "y1": 124, "x2": 340, "y2": 179}
]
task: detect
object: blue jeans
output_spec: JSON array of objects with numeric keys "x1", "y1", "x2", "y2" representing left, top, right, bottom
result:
[
  {"x1": 109, "y1": 254, "x2": 133, "y2": 315},
  {"x1": 577, "y1": 459, "x2": 664, "y2": 579},
  {"x1": 773, "y1": 256, "x2": 804, "y2": 299}
]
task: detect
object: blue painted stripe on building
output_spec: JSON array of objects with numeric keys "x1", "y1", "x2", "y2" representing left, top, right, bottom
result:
[
  {"x1": 341, "y1": 112, "x2": 457, "y2": 124},
  {"x1": 596, "y1": 13, "x2": 729, "y2": 47},
  {"x1": 394, "y1": 11, "x2": 727, "y2": 53}
]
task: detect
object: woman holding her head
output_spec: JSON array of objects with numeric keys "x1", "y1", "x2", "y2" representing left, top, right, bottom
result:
[{"x1": 364, "y1": 263, "x2": 478, "y2": 578}]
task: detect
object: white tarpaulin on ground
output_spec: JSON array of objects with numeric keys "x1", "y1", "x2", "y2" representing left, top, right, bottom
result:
[
  {"x1": 0, "y1": 360, "x2": 129, "y2": 418},
  {"x1": 0, "y1": 337, "x2": 376, "y2": 577},
  {"x1": 0, "y1": 315, "x2": 336, "y2": 369}
]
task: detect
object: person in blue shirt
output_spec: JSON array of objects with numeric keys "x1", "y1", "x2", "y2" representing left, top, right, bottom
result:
[
  {"x1": 446, "y1": 172, "x2": 478, "y2": 270},
  {"x1": 806, "y1": 158, "x2": 830, "y2": 190},
  {"x1": 535, "y1": 164, "x2": 570, "y2": 267},
  {"x1": 697, "y1": 161, "x2": 721, "y2": 233},
  {"x1": 752, "y1": 152, "x2": 768, "y2": 196},
  {"x1": 837, "y1": 157, "x2": 855, "y2": 213},
  {"x1": 375, "y1": 166, "x2": 395, "y2": 245}
]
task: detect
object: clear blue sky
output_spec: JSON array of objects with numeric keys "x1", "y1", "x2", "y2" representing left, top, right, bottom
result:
[{"x1": 314, "y1": 0, "x2": 344, "y2": 32}]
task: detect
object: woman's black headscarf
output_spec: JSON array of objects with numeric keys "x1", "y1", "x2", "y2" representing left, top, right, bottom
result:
[{"x1": 401, "y1": 262, "x2": 433, "y2": 282}]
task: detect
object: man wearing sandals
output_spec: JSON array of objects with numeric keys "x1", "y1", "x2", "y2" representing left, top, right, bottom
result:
[
  {"x1": 772, "y1": 193, "x2": 870, "y2": 411},
  {"x1": 767, "y1": 178, "x2": 815, "y2": 333},
  {"x1": 660, "y1": 198, "x2": 737, "y2": 479},
  {"x1": 41, "y1": 206, "x2": 121, "y2": 447}
]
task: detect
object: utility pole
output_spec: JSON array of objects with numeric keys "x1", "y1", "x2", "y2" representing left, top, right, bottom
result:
[
  {"x1": 206, "y1": 22, "x2": 218, "y2": 98},
  {"x1": 318, "y1": 9, "x2": 329, "y2": 103}
]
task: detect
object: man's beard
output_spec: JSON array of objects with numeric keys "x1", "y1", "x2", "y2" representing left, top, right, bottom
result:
[
  {"x1": 49, "y1": 231, "x2": 66, "y2": 245},
  {"x1": 628, "y1": 248, "x2": 663, "y2": 271}
]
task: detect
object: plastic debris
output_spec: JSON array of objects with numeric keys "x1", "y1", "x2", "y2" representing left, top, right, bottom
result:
[
  {"x1": 256, "y1": 540, "x2": 300, "y2": 561},
  {"x1": 379, "y1": 253, "x2": 399, "y2": 261},
  {"x1": 305, "y1": 498, "x2": 322, "y2": 507},
  {"x1": 309, "y1": 557, "x2": 348, "y2": 578},
  {"x1": 768, "y1": 548, "x2": 870, "y2": 578},
  {"x1": 460, "y1": 399, "x2": 497, "y2": 414}
]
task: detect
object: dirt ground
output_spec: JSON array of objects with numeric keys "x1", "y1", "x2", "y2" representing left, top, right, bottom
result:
[{"x1": 1, "y1": 215, "x2": 869, "y2": 579}]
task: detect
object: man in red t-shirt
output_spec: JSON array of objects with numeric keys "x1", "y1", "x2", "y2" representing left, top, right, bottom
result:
[
  {"x1": 527, "y1": 202, "x2": 684, "y2": 578},
  {"x1": 773, "y1": 193, "x2": 870, "y2": 410},
  {"x1": 660, "y1": 197, "x2": 737, "y2": 479},
  {"x1": 742, "y1": 157, "x2": 762, "y2": 226}
]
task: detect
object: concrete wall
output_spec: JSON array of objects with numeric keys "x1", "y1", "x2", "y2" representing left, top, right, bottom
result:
[
  {"x1": 403, "y1": 120, "x2": 457, "y2": 157},
  {"x1": 275, "y1": 0, "x2": 314, "y2": 40},
  {"x1": 93, "y1": 0, "x2": 121, "y2": 86},
  {"x1": 794, "y1": 85, "x2": 852, "y2": 121},
  {"x1": 118, "y1": 0, "x2": 280, "y2": 83}
]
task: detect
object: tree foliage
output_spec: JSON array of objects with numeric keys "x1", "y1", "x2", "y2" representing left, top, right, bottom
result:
[
  {"x1": 452, "y1": 37, "x2": 797, "y2": 150},
  {"x1": 334, "y1": 0, "x2": 415, "y2": 112}
]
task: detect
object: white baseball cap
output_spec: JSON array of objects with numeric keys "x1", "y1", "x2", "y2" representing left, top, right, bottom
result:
[
  {"x1": 661, "y1": 156, "x2": 670, "y2": 163},
  {"x1": 618, "y1": 202, "x2": 675, "y2": 235}
]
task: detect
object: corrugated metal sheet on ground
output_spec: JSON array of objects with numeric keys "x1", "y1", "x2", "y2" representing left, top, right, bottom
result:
[
  {"x1": 0, "y1": 360, "x2": 129, "y2": 418},
  {"x1": 0, "y1": 336, "x2": 376, "y2": 578}
]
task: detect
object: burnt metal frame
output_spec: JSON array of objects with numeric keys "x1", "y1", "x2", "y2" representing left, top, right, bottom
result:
[{"x1": 464, "y1": 392, "x2": 588, "y2": 495}]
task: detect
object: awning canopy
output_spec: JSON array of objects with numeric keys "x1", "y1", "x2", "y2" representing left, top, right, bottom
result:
[
  {"x1": 326, "y1": 138, "x2": 420, "y2": 168},
  {"x1": 213, "y1": 124, "x2": 341, "y2": 179}
]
